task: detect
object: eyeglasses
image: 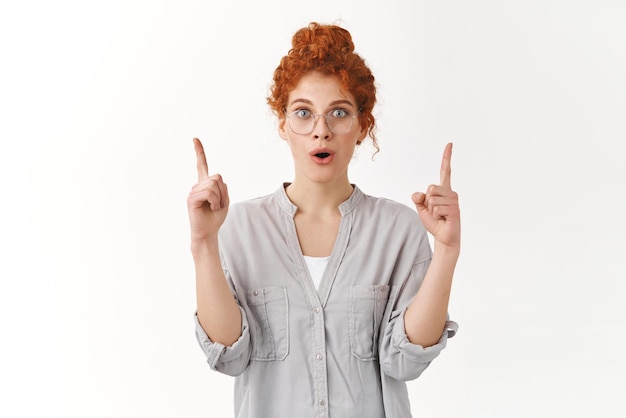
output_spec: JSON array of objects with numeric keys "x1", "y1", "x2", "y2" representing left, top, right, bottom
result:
[{"x1": 286, "y1": 109, "x2": 358, "y2": 135}]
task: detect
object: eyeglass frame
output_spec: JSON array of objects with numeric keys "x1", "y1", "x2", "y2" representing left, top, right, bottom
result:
[{"x1": 285, "y1": 109, "x2": 359, "y2": 135}]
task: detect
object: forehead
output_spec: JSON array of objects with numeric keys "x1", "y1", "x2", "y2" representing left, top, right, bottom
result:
[{"x1": 287, "y1": 72, "x2": 356, "y2": 108}]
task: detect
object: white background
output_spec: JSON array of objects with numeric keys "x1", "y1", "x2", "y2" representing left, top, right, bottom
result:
[{"x1": 1, "y1": 1, "x2": 624, "y2": 417}]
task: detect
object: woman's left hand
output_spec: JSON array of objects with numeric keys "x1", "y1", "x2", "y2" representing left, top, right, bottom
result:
[{"x1": 412, "y1": 143, "x2": 461, "y2": 251}]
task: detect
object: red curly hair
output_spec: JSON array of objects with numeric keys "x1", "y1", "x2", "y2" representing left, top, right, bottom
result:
[{"x1": 267, "y1": 22, "x2": 378, "y2": 152}]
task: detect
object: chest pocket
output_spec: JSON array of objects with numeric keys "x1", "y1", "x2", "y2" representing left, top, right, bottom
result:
[
  {"x1": 349, "y1": 284, "x2": 390, "y2": 361},
  {"x1": 246, "y1": 287, "x2": 289, "y2": 361}
]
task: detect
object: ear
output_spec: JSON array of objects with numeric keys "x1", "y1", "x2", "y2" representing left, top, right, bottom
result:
[
  {"x1": 356, "y1": 125, "x2": 368, "y2": 145},
  {"x1": 278, "y1": 118, "x2": 288, "y2": 140}
]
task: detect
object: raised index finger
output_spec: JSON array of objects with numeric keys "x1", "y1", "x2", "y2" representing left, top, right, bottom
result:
[
  {"x1": 440, "y1": 142, "x2": 453, "y2": 189},
  {"x1": 193, "y1": 137, "x2": 209, "y2": 181}
]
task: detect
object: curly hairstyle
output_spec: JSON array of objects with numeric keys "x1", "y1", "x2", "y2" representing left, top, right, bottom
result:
[{"x1": 267, "y1": 22, "x2": 378, "y2": 152}]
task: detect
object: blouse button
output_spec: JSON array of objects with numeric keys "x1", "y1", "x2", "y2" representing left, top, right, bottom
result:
[
  {"x1": 316, "y1": 353, "x2": 323, "y2": 361},
  {"x1": 319, "y1": 399, "x2": 326, "y2": 406},
  {"x1": 253, "y1": 290, "x2": 258, "y2": 296},
  {"x1": 314, "y1": 307, "x2": 320, "y2": 313}
]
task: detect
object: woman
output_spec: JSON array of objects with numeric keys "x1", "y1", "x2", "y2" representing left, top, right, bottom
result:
[{"x1": 188, "y1": 22, "x2": 460, "y2": 418}]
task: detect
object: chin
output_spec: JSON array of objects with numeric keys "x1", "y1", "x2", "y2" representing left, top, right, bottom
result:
[{"x1": 307, "y1": 171, "x2": 345, "y2": 185}]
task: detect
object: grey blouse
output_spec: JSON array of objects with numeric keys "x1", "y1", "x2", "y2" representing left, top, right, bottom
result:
[{"x1": 194, "y1": 185, "x2": 457, "y2": 418}]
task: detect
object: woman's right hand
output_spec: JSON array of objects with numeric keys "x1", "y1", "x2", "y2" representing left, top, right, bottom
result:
[{"x1": 187, "y1": 137, "x2": 230, "y2": 242}]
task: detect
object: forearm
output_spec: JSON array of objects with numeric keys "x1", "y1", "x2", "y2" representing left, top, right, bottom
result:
[
  {"x1": 192, "y1": 237, "x2": 242, "y2": 347},
  {"x1": 404, "y1": 243, "x2": 459, "y2": 347}
]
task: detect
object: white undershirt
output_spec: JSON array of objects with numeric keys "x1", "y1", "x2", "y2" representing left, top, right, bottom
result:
[{"x1": 303, "y1": 255, "x2": 330, "y2": 290}]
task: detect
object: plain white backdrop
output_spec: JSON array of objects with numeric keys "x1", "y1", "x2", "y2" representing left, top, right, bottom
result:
[{"x1": 1, "y1": 0, "x2": 624, "y2": 417}]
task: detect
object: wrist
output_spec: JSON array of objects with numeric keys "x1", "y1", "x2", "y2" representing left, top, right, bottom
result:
[
  {"x1": 190, "y1": 236, "x2": 219, "y2": 255},
  {"x1": 433, "y1": 241, "x2": 460, "y2": 260}
]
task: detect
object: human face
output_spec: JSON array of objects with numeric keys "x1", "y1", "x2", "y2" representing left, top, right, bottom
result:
[{"x1": 279, "y1": 72, "x2": 367, "y2": 186}]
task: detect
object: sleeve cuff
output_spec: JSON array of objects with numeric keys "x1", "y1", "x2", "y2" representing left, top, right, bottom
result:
[
  {"x1": 194, "y1": 306, "x2": 250, "y2": 371},
  {"x1": 446, "y1": 320, "x2": 458, "y2": 339},
  {"x1": 390, "y1": 309, "x2": 457, "y2": 364}
]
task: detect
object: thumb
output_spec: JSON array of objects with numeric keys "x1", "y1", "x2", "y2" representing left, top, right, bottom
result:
[{"x1": 412, "y1": 192, "x2": 426, "y2": 213}]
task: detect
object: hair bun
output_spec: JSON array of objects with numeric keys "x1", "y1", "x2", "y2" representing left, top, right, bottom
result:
[{"x1": 291, "y1": 22, "x2": 355, "y2": 62}]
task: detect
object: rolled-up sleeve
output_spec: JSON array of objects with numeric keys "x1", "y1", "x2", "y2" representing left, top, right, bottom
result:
[
  {"x1": 380, "y1": 307, "x2": 457, "y2": 381},
  {"x1": 194, "y1": 305, "x2": 252, "y2": 377},
  {"x1": 379, "y1": 251, "x2": 459, "y2": 381}
]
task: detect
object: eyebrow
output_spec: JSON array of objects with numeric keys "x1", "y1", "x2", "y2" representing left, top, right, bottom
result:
[{"x1": 288, "y1": 98, "x2": 356, "y2": 108}]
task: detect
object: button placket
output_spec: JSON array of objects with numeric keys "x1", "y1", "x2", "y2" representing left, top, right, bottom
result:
[{"x1": 310, "y1": 302, "x2": 328, "y2": 416}]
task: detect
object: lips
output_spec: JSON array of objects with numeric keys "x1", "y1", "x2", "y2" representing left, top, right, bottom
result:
[{"x1": 309, "y1": 148, "x2": 334, "y2": 164}]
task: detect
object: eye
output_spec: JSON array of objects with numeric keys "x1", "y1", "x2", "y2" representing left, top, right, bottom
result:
[
  {"x1": 330, "y1": 108, "x2": 350, "y2": 118},
  {"x1": 294, "y1": 109, "x2": 311, "y2": 118}
]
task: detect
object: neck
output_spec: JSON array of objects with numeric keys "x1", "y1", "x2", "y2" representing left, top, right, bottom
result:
[{"x1": 285, "y1": 179, "x2": 354, "y2": 215}]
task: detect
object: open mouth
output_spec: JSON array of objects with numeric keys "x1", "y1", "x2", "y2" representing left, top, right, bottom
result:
[{"x1": 315, "y1": 153, "x2": 331, "y2": 158}]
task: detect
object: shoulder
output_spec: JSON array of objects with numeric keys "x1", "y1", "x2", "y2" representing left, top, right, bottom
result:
[
  {"x1": 359, "y1": 192, "x2": 422, "y2": 226},
  {"x1": 229, "y1": 193, "x2": 274, "y2": 213},
  {"x1": 225, "y1": 192, "x2": 275, "y2": 222},
  {"x1": 354, "y1": 190, "x2": 431, "y2": 261},
  {"x1": 352, "y1": 189, "x2": 428, "y2": 240},
  {"x1": 222, "y1": 190, "x2": 284, "y2": 233}
]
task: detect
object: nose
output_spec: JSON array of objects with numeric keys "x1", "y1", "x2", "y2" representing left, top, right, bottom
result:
[{"x1": 312, "y1": 114, "x2": 331, "y2": 140}]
